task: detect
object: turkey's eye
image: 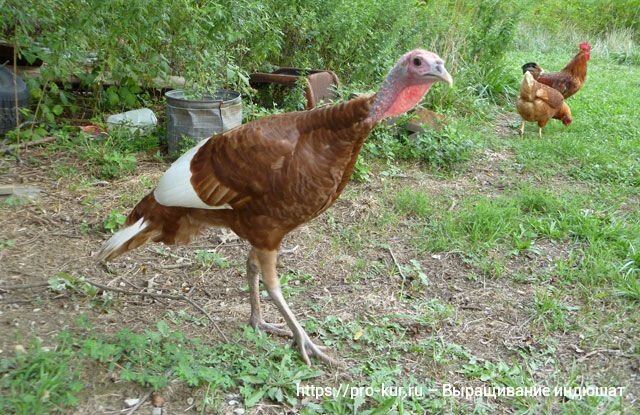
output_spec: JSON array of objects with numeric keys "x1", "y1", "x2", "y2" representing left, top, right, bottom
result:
[{"x1": 413, "y1": 58, "x2": 422, "y2": 66}]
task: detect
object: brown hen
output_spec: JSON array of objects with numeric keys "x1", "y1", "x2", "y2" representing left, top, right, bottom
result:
[{"x1": 517, "y1": 71, "x2": 572, "y2": 138}]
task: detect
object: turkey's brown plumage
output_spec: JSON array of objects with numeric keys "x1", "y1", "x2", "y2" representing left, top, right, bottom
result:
[
  {"x1": 102, "y1": 95, "x2": 375, "y2": 258},
  {"x1": 97, "y1": 49, "x2": 452, "y2": 365}
]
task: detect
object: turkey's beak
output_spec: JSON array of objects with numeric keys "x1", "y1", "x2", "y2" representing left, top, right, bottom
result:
[
  {"x1": 435, "y1": 65, "x2": 453, "y2": 86},
  {"x1": 426, "y1": 64, "x2": 453, "y2": 86},
  {"x1": 440, "y1": 69, "x2": 453, "y2": 86}
]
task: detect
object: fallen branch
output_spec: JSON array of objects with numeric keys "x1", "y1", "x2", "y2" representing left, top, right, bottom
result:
[
  {"x1": 0, "y1": 282, "x2": 51, "y2": 292},
  {"x1": 17, "y1": 136, "x2": 56, "y2": 149},
  {"x1": 124, "y1": 390, "x2": 153, "y2": 415},
  {"x1": 83, "y1": 278, "x2": 229, "y2": 342},
  {"x1": 387, "y1": 246, "x2": 407, "y2": 281},
  {"x1": 0, "y1": 278, "x2": 230, "y2": 342},
  {"x1": 0, "y1": 136, "x2": 56, "y2": 152},
  {"x1": 577, "y1": 348, "x2": 624, "y2": 362}
]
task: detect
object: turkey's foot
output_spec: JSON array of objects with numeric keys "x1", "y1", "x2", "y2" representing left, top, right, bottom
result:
[
  {"x1": 251, "y1": 320, "x2": 293, "y2": 338},
  {"x1": 294, "y1": 333, "x2": 340, "y2": 367}
]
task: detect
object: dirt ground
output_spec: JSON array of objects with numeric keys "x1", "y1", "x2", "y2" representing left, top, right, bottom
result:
[{"x1": 1, "y1": 139, "x2": 637, "y2": 413}]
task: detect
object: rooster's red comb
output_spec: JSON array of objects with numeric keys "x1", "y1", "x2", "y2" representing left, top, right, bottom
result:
[{"x1": 579, "y1": 42, "x2": 591, "y2": 52}]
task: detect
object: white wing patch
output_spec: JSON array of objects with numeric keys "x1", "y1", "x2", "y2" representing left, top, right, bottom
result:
[{"x1": 154, "y1": 137, "x2": 232, "y2": 210}]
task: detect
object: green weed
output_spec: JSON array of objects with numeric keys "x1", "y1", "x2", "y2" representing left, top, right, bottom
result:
[
  {"x1": 102, "y1": 209, "x2": 126, "y2": 233},
  {"x1": 0, "y1": 334, "x2": 83, "y2": 415},
  {"x1": 80, "y1": 322, "x2": 321, "y2": 407},
  {"x1": 195, "y1": 250, "x2": 231, "y2": 269},
  {"x1": 533, "y1": 288, "x2": 572, "y2": 332},
  {"x1": 0, "y1": 239, "x2": 16, "y2": 250}
]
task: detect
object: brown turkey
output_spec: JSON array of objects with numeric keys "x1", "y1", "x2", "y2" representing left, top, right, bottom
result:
[{"x1": 98, "y1": 49, "x2": 453, "y2": 365}]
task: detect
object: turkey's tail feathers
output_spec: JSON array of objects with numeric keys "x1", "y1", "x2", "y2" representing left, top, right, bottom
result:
[
  {"x1": 97, "y1": 192, "x2": 221, "y2": 262},
  {"x1": 97, "y1": 217, "x2": 151, "y2": 261}
]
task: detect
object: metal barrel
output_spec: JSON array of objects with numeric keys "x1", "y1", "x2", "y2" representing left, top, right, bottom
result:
[{"x1": 165, "y1": 89, "x2": 242, "y2": 156}]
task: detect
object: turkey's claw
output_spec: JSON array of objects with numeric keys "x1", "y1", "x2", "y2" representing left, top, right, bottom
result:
[
  {"x1": 294, "y1": 334, "x2": 341, "y2": 367},
  {"x1": 251, "y1": 320, "x2": 293, "y2": 338}
]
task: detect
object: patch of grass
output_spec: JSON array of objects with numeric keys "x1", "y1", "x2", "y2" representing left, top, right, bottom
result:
[
  {"x1": 195, "y1": 249, "x2": 231, "y2": 269},
  {"x1": 616, "y1": 275, "x2": 640, "y2": 302},
  {"x1": 361, "y1": 121, "x2": 479, "y2": 175},
  {"x1": 80, "y1": 322, "x2": 321, "y2": 408},
  {"x1": 408, "y1": 183, "x2": 640, "y2": 297},
  {"x1": 347, "y1": 257, "x2": 369, "y2": 282},
  {"x1": 398, "y1": 258, "x2": 431, "y2": 292},
  {"x1": 400, "y1": 298, "x2": 456, "y2": 331},
  {"x1": 400, "y1": 124, "x2": 478, "y2": 170},
  {"x1": 620, "y1": 243, "x2": 640, "y2": 279},
  {"x1": 411, "y1": 336, "x2": 470, "y2": 365},
  {"x1": 393, "y1": 188, "x2": 435, "y2": 218},
  {"x1": 49, "y1": 272, "x2": 115, "y2": 311},
  {"x1": 508, "y1": 57, "x2": 640, "y2": 187},
  {"x1": 327, "y1": 216, "x2": 368, "y2": 252},
  {"x1": 460, "y1": 357, "x2": 536, "y2": 410},
  {"x1": 0, "y1": 195, "x2": 32, "y2": 207},
  {"x1": 265, "y1": 270, "x2": 314, "y2": 299},
  {"x1": 50, "y1": 128, "x2": 160, "y2": 180},
  {"x1": 305, "y1": 315, "x2": 408, "y2": 356},
  {"x1": 533, "y1": 288, "x2": 572, "y2": 332},
  {"x1": 165, "y1": 309, "x2": 208, "y2": 327},
  {"x1": 0, "y1": 334, "x2": 83, "y2": 415},
  {"x1": 415, "y1": 194, "x2": 521, "y2": 255}
]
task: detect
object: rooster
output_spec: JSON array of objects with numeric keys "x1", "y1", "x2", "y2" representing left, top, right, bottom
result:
[
  {"x1": 517, "y1": 71, "x2": 572, "y2": 138},
  {"x1": 97, "y1": 50, "x2": 452, "y2": 366},
  {"x1": 521, "y1": 42, "x2": 591, "y2": 99}
]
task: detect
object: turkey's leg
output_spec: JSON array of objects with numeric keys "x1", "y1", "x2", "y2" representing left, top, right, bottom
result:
[
  {"x1": 255, "y1": 248, "x2": 338, "y2": 366},
  {"x1": 246, "y1": 247, "x2": 292, "y2": 337}
]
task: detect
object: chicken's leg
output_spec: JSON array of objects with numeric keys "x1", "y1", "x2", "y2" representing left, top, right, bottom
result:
[
  {"x1": 520, "y1": 121, "x2": 525, "y2": 138},
  {"x1": 255, "y1": 248, "x2": 337, "y2": 366},
  {"x1": 246, "y1": 248, "x2": 292, "y2": 337},
  {"x1": 538, "y1": 127, "x2": 543, "y2": 139}
]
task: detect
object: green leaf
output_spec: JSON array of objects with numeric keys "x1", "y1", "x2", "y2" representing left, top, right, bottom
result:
[
  {"x1": 59, "y1": 91, "x2": 69, "y2": 105},
  {"x1": 244, "y1": 388, "x2": 265, "y2": 407},
  {"x1": 157, "y1": 320, "x2": 170, "y2": 337},
  {"x1": 370, "y1": 397, "x2": 397, "y2": 414},
  {"x1": 107, "y1": 90, "x2": 120, "y2": 107},
  {"x1": 239, "y1": 375, "x2": 264, "y2": 384}
]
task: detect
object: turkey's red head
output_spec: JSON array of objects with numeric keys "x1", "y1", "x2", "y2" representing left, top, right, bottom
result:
[{"x1": 368, "y1": 49, "x2": 452, "y2": 123}]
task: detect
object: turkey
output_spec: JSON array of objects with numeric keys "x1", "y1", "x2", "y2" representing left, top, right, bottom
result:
[{"x1": 98, "y1": 49, "x2": 453, "y2": 365}]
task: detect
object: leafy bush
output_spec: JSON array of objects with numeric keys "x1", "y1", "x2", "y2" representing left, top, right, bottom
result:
[
  {"x1": 52, "y1": 128, "x2": 159, "y2": 179},
  {"x1": 1, "y1": 0, "x2": 526, "y2": 118},
  {"x1": 403, "y1": 125, "x2": 476, "y2": 169},
  {"x1": 360, "y1": 122, "x2": 476, "y2": 172}
]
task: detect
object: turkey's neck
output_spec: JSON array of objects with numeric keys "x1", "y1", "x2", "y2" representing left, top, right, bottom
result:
[{"x1": 368, "y1": 67, "x2": 432, "y2": 122}]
